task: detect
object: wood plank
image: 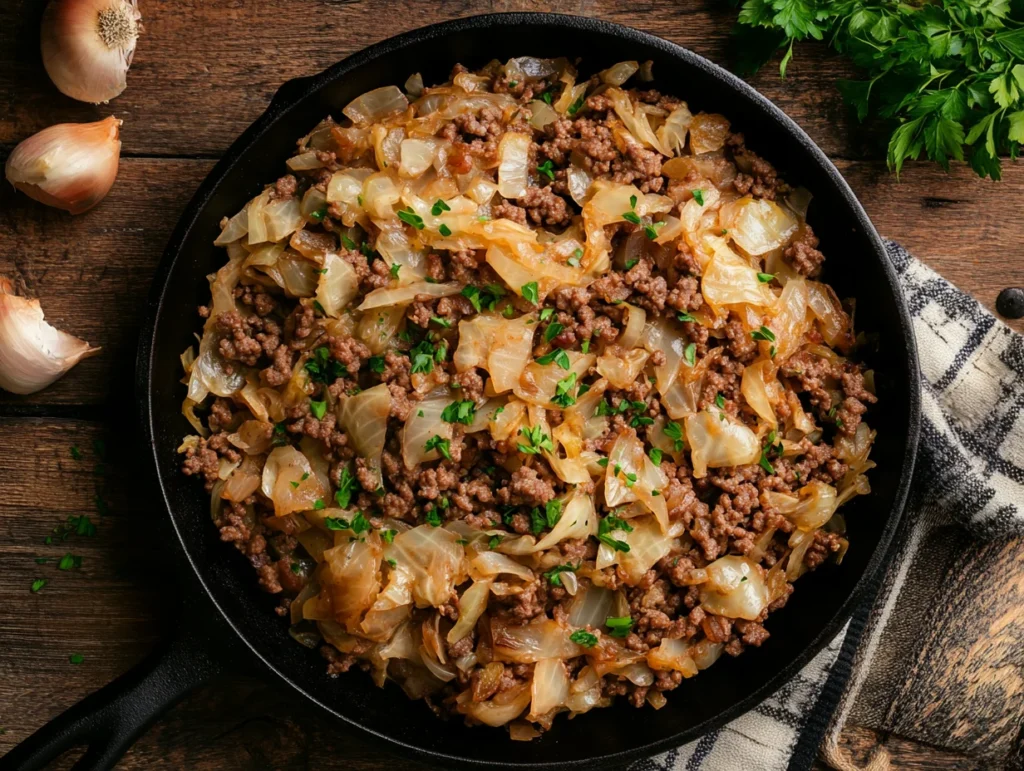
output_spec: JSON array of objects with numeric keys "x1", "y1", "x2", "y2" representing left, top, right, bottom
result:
[
  {"x1": 0, "y1": 0, "x2": 869, "y2": 160},
  {"x1": 1, "y1": 157, "x2": 1020, "y2": 408},
  {"x1": 0, "y1": 419, "x2": 162, "y2": 758}
]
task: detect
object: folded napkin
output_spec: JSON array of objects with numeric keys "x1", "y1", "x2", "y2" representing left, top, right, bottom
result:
[{"x1": 634, "y1": 241, "x2": 1024, "y2": 771}]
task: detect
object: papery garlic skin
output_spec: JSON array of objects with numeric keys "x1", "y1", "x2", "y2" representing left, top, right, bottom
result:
[
  {"x1": 0, "y1": 277, "x2": 100, "y2": 395},
  {"x1": 41, "y1": 0, "x2": 141, "y2": 104},
  {"x1": 5, "y1": 116, "x2": 122, "y2": 215}
]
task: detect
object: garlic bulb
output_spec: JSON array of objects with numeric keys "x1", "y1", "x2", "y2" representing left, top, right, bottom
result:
[
  {"x1": 41, "y1": 0, "x2": 142, "y2": 104},
  {"x1": 5, "y1": 116, "x2": 122, "y2": 214},
  {"x1": 0, "y1": 277, "x2": 100, "y2": 395}
]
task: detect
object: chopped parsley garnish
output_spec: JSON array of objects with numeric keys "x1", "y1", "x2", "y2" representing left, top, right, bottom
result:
[
  {"x1": 31, "y1": 579, "x2": 46, "y2": 593},
  {"x1": 389, "y1": 262, "x2": 401, "y2": 279},
  {"x1": 386, "y1": 558, "x2": 397, "y2": 568},
  {"x1": 715, "y1": 393, "x2": 726, "y2": 409},
  {"x1": 629, "y1": 194, "x2": 638, "y2": 209},
  {"x1": 751, "y1": 325, "x2": 776, "y2": 343},
  {"x1": 313, "y1": 499, "x2": 325, "y2": 510},
  {"x1": 431, "y1": 199, "x2": 451, "y2": 216},
  {"x1": 309, "y1": 206, "x2": 327, "y2": 222},
  {"x1": 441, "y1": 400, "x2": 476, "y2": 425},
  {"x1": 581, "y1": 338, "x2": 590, "y2": 354},
  {"x1": 551, "y1": 371, "x2": 579, "y2": 408},
  {"x1": 648, "y1": 448, "x2": 663, "y2": 466},
  {"x1": 70, "y1": 446, "x2": 82, "y2": 460},
  {"x1": 605, "y1": 616, "x2": 634, "y2": 638},
  {"x1": 677, "y1": 311, "x2": 697, "y2": 323},
  {"x1": 545, "y1": 498, "x2": 563, "y2": 528},
  {"x1": 621, "y1": 210, "x2": 642, "y2": 225},
  {"x1": 624, "y1": 258, "x2": 639, "y2": 270},
  {"x1": 663, "y1": 421, "x2": 685, "y2": 451},
  {"x1": 570, "y1": 629, "x2": 598, "y2": 647},
  {"x1": 425, "y1": 508, "x2": 442, "y2": 527},
  {"x1": 410, "y1": 339, "x2": 436, "y2": 374},
  {"x1": 536, "y1": 347, "x2": 571, "y2": 370},
  {"x1": 503, "y1": 305, "x2": 515, "y2": 318},
  {"x1": 341, "y1": 234, "x2": 356, "y2": 250},
  {"x1": 58, "y1": 553, "x2": 82, "y2": 571},
  {"x1": 567, "y1": 93, "x2": 586, "y2": 116},
  {"x1": 517, "y1": 425, "x2": 554, "y2": 455},
  {"x1": 290, "y1": 562, "x2": 302, "y2": 574},
  {"x1": 305, "y1": 346, "x2": 347, "y2": 385},
  {"x1": 683, "y1": 342, "x2": 697, "y2": 367},
  {"x1": 397, "y1": 208, "x2": 425, "y2": 229},
  {"x1": 539, "y1": 308, "x2": 554, "y2": 322},
  {"x1": 521, "y1": 282, "x2": 539, "y2": 305},
  {"x1": 360, "y1": 241, "x2": 374, "y2": 258},
  {"x1": 438, "y1": 223, "x2": 452, "y2": 237},
  {"x1": 350, "y1": 512, "x2": 371, "y2": 534},
  {"x1": 692, "y1": 189, "x2": 705, "y2": 206},
  {"x1": 567, "y1": 254, "x2": 581, "y2": 268},
  {"x1": 644, "y1": 221, "x2": 666, "y2": 240},
  {"x1": 623, "y1": 472, "x2": 638, "y2": 487},
  {"x1": 757, "y1": 272, "x2": 775, "y2": 283},
  {"x1": 597, "y1": 514, "x2": 633, "y2": 552},
  {"x1": 425, "y1": 434, "x2": 452, "y2": 460},
  {"x1": 309, "y1": 399, "x2": 327, "y2": 420},
  {"x1": 543, "y1": 563, "x2": 576, "y2": 587},
  {"x1": 597, "y1": 457, "x2": 609, "y2": 467},
  {"x1": 368, "y1": 355, "x2": 385, "y2": 374},
  {"x1": 461, "y1": 283, "x2": 505, "y2": 313},
  {"x1": 381, "y1": 529, "x2": 397, "y2": 544},
  {"x1": 759, "y1": 429, "x2": 784, "y2": 475},
  {"x1": 312, "y1": 299, "x2": 327, "y2": 315},
  {"x1": 529, "y1": 507, "x2": 546, "y2": 534},
  {"x1": 488, "y1": 535, "x2": 503, "y2": 550},
  {"x1": 630, "y1": 415, "x2": 654, "y2": 428},
  {"x1": 334, "y1": 465, "x2": 360, "y2": 509},
  {"x1": 69, "y1": 653, "x2": 85, "y2": 664},
  {"x1": 536, "y1": 159, "x2": 555, "y2": 180},
  {"x1": 541, "y1": 89, "x2": 554, "y2": 105},
  {"x1": 544, "y1": 321, "x2": 564, "y2": 343},
  {"x1": 430, "y1": 315, "x2": 451, "y2": 328}
]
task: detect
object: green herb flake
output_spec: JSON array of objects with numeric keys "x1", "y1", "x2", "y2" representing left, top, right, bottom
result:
[
  {"x1": 521, "y1": 282, "x2": 539, "y2": 305},
  {"x1": 31, "y1": 579, "x2": 47, "y2": 593},
  {"x1": 69, "y1": 653, "x2": 85, "y2": 665},
  {"x1": 648, "y1": 448, "x2": 663, "y2": 466},
  {"x1": 309, "y1": 206, "x2": 327, "y2": 222},
  {"x1": 441, "y1": 400, "x2": 477, "y2": 425},
  {"x1": 488, "y1": 534, "x2": 503, "y2": 550},
  {"x1": 757, "y1": 272, "x2": 775, "y2": 283},
  {"x1": 621, "y1": 210, "x2": 642, "y2": 225},
  {"x1": 544, "y1": 321, "x2": 564, "y2": 343},
  {"x1": 309, "y1": 399, "x2": 327, "y2": 420},
  {"x1": 430, "y1": 315, "x2": 452, "y2": 329},
  {"x1": 386, "y1": 557, "x2": 398, "y2": 568},
  {"x1": 425, "y1": 434, "x2": 452, "y2": 460},
  {"x1": 567, "y1": 93, "x2": 586, "y2": 116},
  {"x1": 570, "y1": 629, "x2": 598, "y2": 647},
  {"x1": 751, "y1": 325, "x2": 776, "y2": 343},
  {"x1": 581, "y1": 338, "x2": 591, "y2": 354},
  {"x1": 683, "y1": 342, "x2": 697, "y2": 367},
  {"x1": 715, "y1": 393, "x2": 725, "y2": 409},
  {"x1": 664, "y1": 421, "x2": 685, "y2": 451},
  {"x1": 431, "y1": 199, "x2": 451, "y2": 216},
  {"x1": 517, "y1": 425, "x2": 554, "y2": 456},
  {"x1": 535, "y1": 347, "x2": 571, "y2": 370},
  {"x1": 70, "y1": 446, "x2": 82, "y2": 460},
  {"x1": 536, "y1": 160, "x2": 555, "y2": 180},
  {"x1": 543, "y1": 563, "x2": 576, "y2": 587},
  {"x1": 605, "y1": 616, "x2": 634, "y2": 638},
  {"x1": 438, "y1": 223, "x2": 452, "y2": 237},
  {"x1": 677, "y1": 311, "x2": 697, "y2": 323},
  {"x1": 341, "y1": 234, "x2": 357, "y2": 250},
  {"x1": 644, "y1": 221, "x2": 666, "y2": 240},
  {"x1": 334, "y1": 465, "x2": 360, "y2": 509},
  {"x1": 397, "y1": 208, "x2": 425, "y2": 230},
  {"x1": 382, "y1": 529, "x2": 397, "y2": 544},
  {"x1": 692, "y1": 189, "x2": 705, "y2": 206}
]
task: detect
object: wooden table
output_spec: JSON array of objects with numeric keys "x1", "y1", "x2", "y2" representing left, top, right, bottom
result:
[{"x1": 1, "y1": 2, "x2": 1021, "y2": 769}]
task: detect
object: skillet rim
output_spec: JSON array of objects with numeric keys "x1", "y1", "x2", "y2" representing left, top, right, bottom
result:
[{"x1": 137, "y1": 11, "x2": 921, "y2": 768}]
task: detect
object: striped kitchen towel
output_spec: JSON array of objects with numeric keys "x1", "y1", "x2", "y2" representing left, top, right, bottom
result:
[{"x1": 634, "y1": 241, "x2": 1024, "y2": 771}]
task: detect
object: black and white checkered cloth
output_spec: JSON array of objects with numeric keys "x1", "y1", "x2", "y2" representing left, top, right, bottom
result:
[{"x1": 634, "y1": 241, "x2": 1024, "y2": 771}]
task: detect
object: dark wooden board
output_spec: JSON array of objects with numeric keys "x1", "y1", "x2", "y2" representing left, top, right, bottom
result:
[{"x1": 1, "y1": 1, "x2": 1023, "y2": 768}]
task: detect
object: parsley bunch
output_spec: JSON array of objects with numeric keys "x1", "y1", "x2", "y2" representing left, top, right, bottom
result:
[{"x1": 733, "y1": 0, "x2": 1024, "y2": 178}]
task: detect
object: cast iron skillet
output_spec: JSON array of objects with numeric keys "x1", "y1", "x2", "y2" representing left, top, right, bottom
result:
[{"x1": 1, "y1": 12, "x2": 920, "y2": 771}]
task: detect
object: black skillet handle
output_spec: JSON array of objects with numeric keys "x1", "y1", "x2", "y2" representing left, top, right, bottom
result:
[{"x1": 0, "y1": 614, "x2": 223, "y2": 771}]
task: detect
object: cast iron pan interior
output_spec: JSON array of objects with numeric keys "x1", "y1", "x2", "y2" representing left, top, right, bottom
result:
[{"x1": 142, "y1": 12, "x2": 920, "y2": 769}]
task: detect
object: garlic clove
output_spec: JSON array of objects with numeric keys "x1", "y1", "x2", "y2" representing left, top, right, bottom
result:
[
  {"x1": 41, "y1": 0, "x2": 142, "y2": 104},
  {"x1": 0, "y1": 277, "x2": 100, "y2": 395},
  {"x1": 5, "y1": 116, "x2": 122, "y2": 215}
]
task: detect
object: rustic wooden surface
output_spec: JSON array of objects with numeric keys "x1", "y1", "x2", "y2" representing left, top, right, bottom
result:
[{"x1": 1, "y1": 1, "x2": 1022, "y2": 769}]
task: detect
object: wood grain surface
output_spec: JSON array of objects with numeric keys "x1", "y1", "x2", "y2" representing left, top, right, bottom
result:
[{"x1": 1, "y1": 0, "x2": 1023, "y2": 769}]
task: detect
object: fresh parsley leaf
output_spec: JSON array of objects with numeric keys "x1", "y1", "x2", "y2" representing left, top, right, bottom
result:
[
  {"x1": 757, "y1": 272, "x2": 775, "y2": 283},
  {"x1": 441, "y1": 400, "x2": 476, "y2": 425},
  {"x1": 521, "y1": 282, "x2": 539, "y2": 305},
  {"x1": 544, "y1": 321, "x2": 564, "y2": 342},
  {"x1": 425, "y1": 507, "x2": 442, "y2": 527},
  {"x1": 543, "y1": 563, "x2": 576, "y2": 587},
  {"x1": 605, "y1": 616, "x2": 634, "y2": 638},
  {"x1": 334, "y1": 465, "x2": 360, "y2": 509},
  {"x1": 31, "y1": 578, "x2": 46, "y2": 593},
  {"x1": 409, "y1": 340, "x2": 435, "y2": 374},
  {"x1": 368, "y1": 355, "x2": 385, "y2": 374},
  {"x1": 341, "y1": 234, "x2": 357, "y2": 250},
  {"x1": 692, "y1": 189, "x2": 705, "y2": 206},
  {"x1": 683, "y1": 342, "x2": 697, "y2": 367},
  {"x1": 715, "y1": 393, "x2": 725, "y2": 409},
  {"x1": 438, "y1": 223, "x2": 452, "y2": 237},
  {"x1": 517, "y1": 425, "x2": 554, "y2": 455},
  {"x1": 663, "y1": 421, "x2": 685, "y2": 451},
  {"x1": 431, "y1": 199, "x2": 451, "y2": 216},
  {"x1": 539, "y1": 307, "x2": 554, "y2": 322},
  {"x1": 621, "y1": 210, "x2": 642, "y2": 225},
  {"x1": 648, "y1": 448, "x2": 663, "y2": 466},
  {"x1": 551, "y1": 371, "x2": 578, "y2": 408},
  {"x1": 570, "y1": 629, "x2": 598, "y2": 647},
  {"x1": 536, "y1": 348, "x2": 570, "y2": 370},
  {"x1": 751, "y1": 325, "x2": 776, "y2": 343},
  {"x1": 536, "y1": 159, "x2": 555, "y2": 180},
  {"x1": 397, "y1": 208, "x2": 425, "y2": 229},
  {"x1": 567, "y1": 93, "x2": 586, "y2": 116},
  {"x1": 677, "y1": 311, "x2": 696, "y2": 323},
  {"x1": 644, "y1": 221, "x2": 666, "y2": 240},
  {"x1": 309, "y1": 399, "x2": 327, "y2": 420},
  {"x1": 389, "y1": 262, "x2": 401, "y2": 279},
  {"x1": 425, "y1": 435, "x2": 452, "y2": 460}
]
